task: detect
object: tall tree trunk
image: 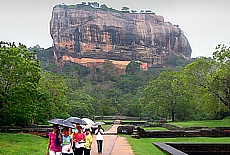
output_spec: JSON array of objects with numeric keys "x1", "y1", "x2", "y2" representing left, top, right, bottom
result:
[{"x1": 171, "y1": 111, "x2": 175, "y2": 122}]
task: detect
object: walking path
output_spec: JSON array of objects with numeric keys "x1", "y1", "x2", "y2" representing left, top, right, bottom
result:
[{"x1": 91, "y1": 120, "x2": 134, "y2": 155}]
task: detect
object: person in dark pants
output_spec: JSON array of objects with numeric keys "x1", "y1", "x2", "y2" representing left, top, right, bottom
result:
[
  {"x1": 84, "y1": 129, "x2": 92, "y2": 155},
  {"x1": 95, "y1": 125, "x2": 104, "y2": 154},
  {"x1": 73, "y1": 126, "x2": 85, "y2": 155}
]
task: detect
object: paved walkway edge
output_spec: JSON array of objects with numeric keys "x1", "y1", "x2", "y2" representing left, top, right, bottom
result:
[{"x1": 109, "y1": 136, "x2": 118, "y2": 155}]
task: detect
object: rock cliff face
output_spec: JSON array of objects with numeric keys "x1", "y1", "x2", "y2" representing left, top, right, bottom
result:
[{"x1": 50, "y1": 5, "x2": 191, "y2": 69}]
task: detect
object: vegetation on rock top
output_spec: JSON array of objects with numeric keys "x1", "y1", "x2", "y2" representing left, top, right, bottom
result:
[{"x1": 54, "y1": 1, "x2": 155, "y2": 14}]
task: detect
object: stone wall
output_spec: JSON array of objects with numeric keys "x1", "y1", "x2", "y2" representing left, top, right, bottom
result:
[
  {"x1": 0, "y1": 126, "x2": 52, "y2": 138},
  {"x1": 94, "y1": 116, "x2": 149, "y2": 120},
  {"x1": 117, "y1": 126, "x2": 134, "y2": 134},
  {"x1": 161, "y1": 143, "x2": 230, "y2": 155},
  {"x1": 139, "y1": 127, "x2": 230, "y2": 138}
]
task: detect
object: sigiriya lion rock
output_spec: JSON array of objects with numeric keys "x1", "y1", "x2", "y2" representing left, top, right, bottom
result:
[{"x1": 50, "y1": 3, "x2": 192, "y2": 71}]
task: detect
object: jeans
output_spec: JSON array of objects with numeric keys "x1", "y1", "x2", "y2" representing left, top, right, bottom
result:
[
  {"x1": 96, "y1": 140, "x2": 103, "y2": 153},
  {"x1": 84, "y1": 148, "x2": 91, "y2": 155},
  {"x1": 74, "y1": 147, "x2": 84, "y2": 155}
]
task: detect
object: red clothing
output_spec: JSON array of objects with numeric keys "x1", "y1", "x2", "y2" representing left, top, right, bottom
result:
[
  {"x1": 74, "y1": 132, "x2": 85, "y2": 142},
  {"x1": 48, "y1": 132, "x2": 62, "y2": 152}
]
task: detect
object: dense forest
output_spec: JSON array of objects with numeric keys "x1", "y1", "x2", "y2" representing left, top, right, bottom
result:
[{"x1": 0, "y1": 42, "x2": 230, "y2": 126}]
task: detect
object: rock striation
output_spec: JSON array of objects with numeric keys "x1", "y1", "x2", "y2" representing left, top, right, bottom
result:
[{"x1": 50, "y1": 4, "x2": 192, "y2": 70}]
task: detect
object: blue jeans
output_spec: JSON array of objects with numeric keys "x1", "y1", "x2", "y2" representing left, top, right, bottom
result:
[{"x1": 96, "y1": 140, "x2": 103, "y2": 153}]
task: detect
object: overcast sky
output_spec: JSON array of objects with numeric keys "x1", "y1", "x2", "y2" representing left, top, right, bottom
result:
[{"x1": 1, "y1": 0, "x2": 230, "y2": 58}]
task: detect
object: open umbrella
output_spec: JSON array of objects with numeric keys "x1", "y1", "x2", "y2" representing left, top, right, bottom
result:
[
  {"x1": 48, "y1": 118, "x2": 62, "y2": 124},
  {"x1": 48, "y1": 118, "x2": 75, "y2": 128},
  {"x1": 93, "y1": 122, "x2": 105, "y2": 126},
  {"x1": 82, "y1": 118, "x2": 94, "y2": 126},
  {"x1": 66, "y1": 117, "x2": 87, "y2": 125},
  {"x1": 81, "y1": 118, "x2": 95, "y2": 129}
]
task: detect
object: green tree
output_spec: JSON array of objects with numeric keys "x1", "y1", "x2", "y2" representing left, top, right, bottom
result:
[
  {"x1": 213, "y1": 44, "x2": 230, "y2": 63},
  {"x1": 38, "y1": 71, "x2": 68, "y2": 119},
  {"x1": 211, "y1": 44, "x2": 230, "y2": 109},
  {"x1": 144, "y1": 71, "x2": 193, "y2": 121},
  {"x1": 100, "y1": 4, "x2": 108, "y2": 10},
  {"x1": 125, "y1": 61, "x2": 141, "y2": 75},
  {"x1": 121, "y1": 6, "x2": 129, "y2": 12},
  {"x1": 183, "y1": 56, "x2": 230, "y2": 119},
  {"x1": 131, "y1": 10, "x2": 137, "y2": 13},
  {"x1": 145, "y1": 10, "x2": 152, "y2": 13},
  {"x1": 92, "y1": 2, "x2": 100, "y2": 8},
  {"x1": 0, "y1": 42, "x2": 41, "y2": 125},
  {"x1": 28, "y1": 44, "x2": 44, "y2": 51},
  {"x1": 183, "y1": 57, "x2": 230, "y2": 109},
  {"x1": 34, "y1": 87, "x2": 52, "y2": 124}
]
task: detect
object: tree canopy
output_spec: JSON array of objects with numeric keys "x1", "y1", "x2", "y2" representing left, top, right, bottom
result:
[
  {"x1": 0, "y1": 42, "x2": 41, "y2": 125},
  {"x1": 1, "y1": 41, "x2": 230, "y2": 126}
]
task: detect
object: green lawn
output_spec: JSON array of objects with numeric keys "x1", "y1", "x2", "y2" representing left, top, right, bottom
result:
[
  {"x1": 0, "y1": 133, "x2": 47, "y2": 155},
  {"x1": 95, "y1": 120, "x2": 114, "y2": 122},
  {"x1": 169, "y1": 118, "x2": 230, "y2": 128},
  {"x1": 142, "y1": 127, "x2": 168, "y2": 131},
  {"x1": 123, "y1": 135, "x2": 230, "y2": 155},
  {"x1": 102, "y1": 124, "x2": 112, "y2": 131}
]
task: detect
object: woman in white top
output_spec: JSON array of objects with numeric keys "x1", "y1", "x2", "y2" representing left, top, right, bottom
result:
[{"x1": 94, "y1": 125, "x2": 104, "y2": 154}]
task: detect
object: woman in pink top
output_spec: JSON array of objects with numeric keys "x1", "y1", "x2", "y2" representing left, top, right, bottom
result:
[
  {"x1": 47, "y1": 125, "x2": 62, "y2": 155},
  {"x1": 73, "y1": 126, "x2": 86, "y2": 155}
]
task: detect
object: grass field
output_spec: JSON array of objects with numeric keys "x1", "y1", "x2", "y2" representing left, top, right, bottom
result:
[
  {"x1": 95, "y1": 120, "x2": 114, "y2": 122},
  {"x1": 102, "y1": 124, "x2": 112, "y2": 131},
  {"x1": 123, "y1": 135, "x2": 230, "y2": 155},
  {"x1": 169, "y1": 117, "x2": 230, "y2": 128},
  {"x1": 0, "y1": 133, "x2": 47, "y2": 155},
  {"x1": 142, "y1": 127, "x2": 168, "y2": 130}
]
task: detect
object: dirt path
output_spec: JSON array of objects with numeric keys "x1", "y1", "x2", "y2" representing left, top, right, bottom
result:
[{"x1": 90, "y1": 120, "x2": 134, "y2": 155}]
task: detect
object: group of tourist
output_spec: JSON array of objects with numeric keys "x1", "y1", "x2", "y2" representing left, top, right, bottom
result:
[{"x1": 47, "y1": 123, "x2": 104, "y2": 155}]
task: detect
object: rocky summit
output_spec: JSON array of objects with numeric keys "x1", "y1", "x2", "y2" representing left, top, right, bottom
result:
[{"x1": 50, "y1": 4, "x2": 192, "y2": 71}]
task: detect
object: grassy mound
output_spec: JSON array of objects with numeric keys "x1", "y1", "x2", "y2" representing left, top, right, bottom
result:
[{"x1": 169, "y1": 118, "x2": 230, "y2": 128}]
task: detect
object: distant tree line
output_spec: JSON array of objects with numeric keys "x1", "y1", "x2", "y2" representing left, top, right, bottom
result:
[{"x1": 0, "y1": 42, "x2": 229, "y2": 126}]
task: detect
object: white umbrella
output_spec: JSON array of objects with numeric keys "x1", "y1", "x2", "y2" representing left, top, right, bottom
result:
[
  {"x1": 93, "y1": 122, "x2": 105, "y2": 126},
  {"x1": 81, "y1": 118, "x2": 95, "y2": 129}
]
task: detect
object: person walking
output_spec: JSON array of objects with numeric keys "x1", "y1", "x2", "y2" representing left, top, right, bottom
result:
[
  {"x1": 47, "y1": 125, "x2": 62, "y2": 155},
  {"x1": 73, "y1": 126, "x2": 86, "y2": 155},
  {"x1": 68, "y1": 122, "x2": 80, "y2": 153},
  {"x1": 69, "y1": 127, "x2": 75, "y2": 152},
  {"x1": 84, "y1": 128, "x2": 93, "y2": 155},
  {"x1": 95, "y1": 125, "x2": 104, "y2": 154},
  {"x1": 62, "y1": 127, "x2": 74, "y2": 155}
]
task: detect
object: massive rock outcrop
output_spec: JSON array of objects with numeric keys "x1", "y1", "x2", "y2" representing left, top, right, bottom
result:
[{"x1": 50, "y1": 4, "x2": 191, "y2": 70}]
